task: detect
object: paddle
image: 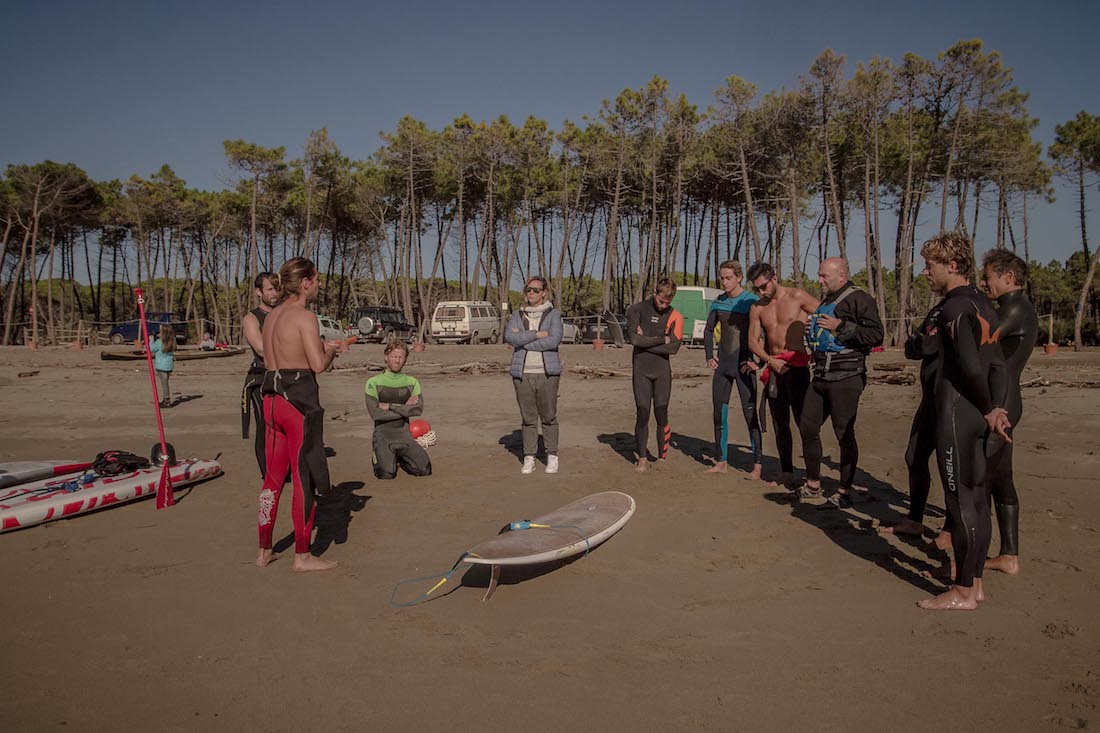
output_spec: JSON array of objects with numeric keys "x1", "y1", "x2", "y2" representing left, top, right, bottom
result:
[{"x1": 134, "y1": 288, "x2": 174, "y2": 510}]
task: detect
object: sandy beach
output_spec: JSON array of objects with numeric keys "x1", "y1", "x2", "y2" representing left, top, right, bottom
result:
[{"x1": 1, "y1": 343, "x2": 1097, "y2": 731}]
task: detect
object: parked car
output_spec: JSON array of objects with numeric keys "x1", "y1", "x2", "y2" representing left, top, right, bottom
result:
[
  {"x1": 561, "y1": 319, "x2": 582, "y2": 344},
  {"x1": 316, "y1": 315, "x2": 351, "y2": 341},
  {"x1": 108, "y1": 312, "x2": 188, "y2": 345},
  {"x1": 354, "y1": 306, "x2": 417, "y2": 343},
  {"x1": 430, "y1": 301, "x2": 501, "y2": 344},
  {"x1": 579, "y1": 313, "x2": 627, "y2": 345}
]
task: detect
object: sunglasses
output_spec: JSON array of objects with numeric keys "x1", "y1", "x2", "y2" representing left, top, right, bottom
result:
[{"x1": 525, "y1": 287, "x2": 544, "y2": 293}]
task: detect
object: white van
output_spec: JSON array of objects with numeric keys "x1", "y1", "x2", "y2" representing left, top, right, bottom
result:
[{"x1": 431, "y1": 301, "x2": 501, "y2": 344}]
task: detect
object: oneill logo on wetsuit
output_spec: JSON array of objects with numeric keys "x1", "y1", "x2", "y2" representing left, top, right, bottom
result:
[{"x1": 944, "y1": 446, "x2": 956, "y2": 493}]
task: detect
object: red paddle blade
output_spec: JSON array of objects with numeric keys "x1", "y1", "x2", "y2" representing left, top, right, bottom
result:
[{"x1": 155, "y1": 461, "x2": 175, "y2": 510}]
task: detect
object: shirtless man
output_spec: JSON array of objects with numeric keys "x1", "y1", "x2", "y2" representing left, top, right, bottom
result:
[
  {"x1": 256, "y1": 257, "x2": 343, "y2": 572},
  {"x1": 745, "y1": 262, "x2": 819, "y2": 486},
  {"x1": 242, "y1": 272, "x2": 280, "y2": 477}
]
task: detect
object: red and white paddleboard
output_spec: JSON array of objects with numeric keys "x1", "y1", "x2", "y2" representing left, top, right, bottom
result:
[
  {"x1": 0, "y1": 461, "x2": 94, "y2": 490},
  {"x1": 0, "y1": 458, "x2": 222, "y2": 533}
]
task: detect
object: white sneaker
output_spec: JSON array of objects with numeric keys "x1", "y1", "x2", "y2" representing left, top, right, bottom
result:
[
  {"x1": 545, "y1": 455, "x2": 559, "y2": 474},
  {"x1": 521, "y1": 456, "x2": 536, "y2": 474}
]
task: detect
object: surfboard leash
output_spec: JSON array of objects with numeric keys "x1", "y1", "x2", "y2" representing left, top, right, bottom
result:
[{"x1": 389, "y1": 552, "x2": 473, "y2": 608}]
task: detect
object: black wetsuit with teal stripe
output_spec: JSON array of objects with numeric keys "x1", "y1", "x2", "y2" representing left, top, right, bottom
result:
[{"x1": 704, "y1": 290, "x2": 762, "y2": 464}]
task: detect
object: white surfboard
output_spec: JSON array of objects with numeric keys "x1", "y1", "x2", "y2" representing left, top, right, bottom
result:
[
  {"x1": 0, "y1": 459, "x2": 222, "y2": 533},
  {"x1": 465, "y1": 491, "x2": 635, "y2": 599}
]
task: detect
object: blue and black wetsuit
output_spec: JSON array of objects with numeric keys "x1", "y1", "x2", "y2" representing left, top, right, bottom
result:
[
  {"x1": 904, "y1": 297, "x2": 946, "y2": 523},
  {"x1": 989, "y1": 289, "x2": 1038, "y2": 556},
  {"x1": 704, "y1": 290, "x2": 762, "y2": 465},
  {"x1": 934, "y1": 284, "x2": 1008, "y2": 588}
]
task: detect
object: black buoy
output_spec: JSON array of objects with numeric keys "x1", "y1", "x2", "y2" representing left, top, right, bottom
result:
[{"x1": 150, "y1": 442, "x2": 177, "y2": 466}]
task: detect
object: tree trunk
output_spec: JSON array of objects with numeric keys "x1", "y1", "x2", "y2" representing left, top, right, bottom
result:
[{"x1": 1073, "y1": 243, "x2": 1100, "y2": 351}]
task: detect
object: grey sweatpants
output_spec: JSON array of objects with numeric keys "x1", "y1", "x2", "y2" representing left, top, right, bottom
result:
[
  {"x1": 513, "y1": 374, "x2": 560, "y2": 456},
  {"x1": 156, "y1": 369, "x2": 171, "y2": 403}
]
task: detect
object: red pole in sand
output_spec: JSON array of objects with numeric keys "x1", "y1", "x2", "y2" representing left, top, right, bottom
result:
[{"x1": 134, "y1": 287, "x2": 174, "y2": 509}]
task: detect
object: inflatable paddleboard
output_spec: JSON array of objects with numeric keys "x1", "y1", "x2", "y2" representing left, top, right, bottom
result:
[
  {"x1": 0, "y1": 458, "x2": 222, "y2": 533},
  {"x1": 0, "y1": 461, "x2": 93, "y2": 490},
  {"x1": 466, "y1": 491, "x2": 635, "y2": 600},
  {"x1": 100, "y1": 347, "x2": 246, "y2": 361}
]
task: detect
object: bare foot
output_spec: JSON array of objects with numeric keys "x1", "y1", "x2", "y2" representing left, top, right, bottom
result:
[
  {"x1": 743, "y1": 463, "x2": 764, "y2": 481},
  {"x1": 256, "y1": 549, "x2": 279, "y2": 567},
  {"x1": 879, "y1": 518, "x2": 925, "y2": 536},
  {"x1": 917, "y1": 585, "x2": 978, "y2": 611},
  {"x1": 985, "y1": 554, "x2": 1020, "y2": 575},
  {"x1": 975, "y1": 578, "x2": 986, "y2": 603},
  {"x1": 292, "y1": 553, "x2": 338, "y2": 572},
  {"x1": 934, "y1": 530, "x2": 952, "y2": 552},
  {"x1": 654, "y1": 458, "x2": 667, "y2": 470},
  {"x1": 705, "y1": 461, "x2": 728, "y2": 474},
  {"x1": 636, "y1": 458, "x2": 649, "y2": 474}
]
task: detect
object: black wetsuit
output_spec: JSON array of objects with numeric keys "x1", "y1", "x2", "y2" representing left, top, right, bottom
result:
[
  {"x1": 703, "y1": 290, "x2": 762, "y2": 465},
  {"x1": 242, "y1": 307, "x2": 269, "y2": 477},
  {"x1": 365, "y1": 370, "x2": 432, "y2": 480},
  {"x1": 904, "y1": 298, "x2": 946, "y2": 523},
  {"x1": 934, "y1": 284, "x2": 1008, "y2": 588},
  {"x1": 800, "y1": 283, "x2": 884, "y2": 490},
  {"x1": 627, "y1": 298, "x2": 684, "y2": 460},
  {"x1": 990, "y1": 289, "x2": 1038, "y2": 556}
]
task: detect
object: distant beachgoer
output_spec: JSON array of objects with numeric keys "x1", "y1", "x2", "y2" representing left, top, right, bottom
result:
[
  {"x1": 199, "y1": 332, "x2": 216, "y2": 350},
  {"x1": 150, "y1": 325, "x2": 176, "y2": 409}
]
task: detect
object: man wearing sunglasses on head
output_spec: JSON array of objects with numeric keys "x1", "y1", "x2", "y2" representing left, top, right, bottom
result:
[{"x1": 505, "y1": 276, "x2": 565, "y2": 474}]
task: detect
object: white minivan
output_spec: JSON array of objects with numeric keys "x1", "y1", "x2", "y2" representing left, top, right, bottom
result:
[{"x1": 431, "y1": 301, "x2": 501, "y2": 344}]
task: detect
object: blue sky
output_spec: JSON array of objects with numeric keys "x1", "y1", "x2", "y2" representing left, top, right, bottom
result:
[{"x1": 2, "y1": 0, "x2": 1098, "y2": 267}]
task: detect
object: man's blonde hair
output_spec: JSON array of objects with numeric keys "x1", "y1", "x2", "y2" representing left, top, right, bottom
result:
[{"x1": 920, "y1": 231, "x2": 975, "y2": 280}]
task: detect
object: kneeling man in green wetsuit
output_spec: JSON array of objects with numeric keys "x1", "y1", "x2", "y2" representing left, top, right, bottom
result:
[{"x1": 365, "y1": 340, "x2": 432, "y2": 480}]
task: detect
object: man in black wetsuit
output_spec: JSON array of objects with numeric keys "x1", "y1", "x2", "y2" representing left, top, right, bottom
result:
[
  {"x1": 981, "y1": 249, "x2": 1038, "y2": 576},
  {"x1": 242, "y1": 272, "x2": 280, "y2": 476},
  {"x1": 627, "y1": 278, "x2": 684, "y2": 473},
  {"x1": 879, "y1": 294, "x2": 946, "y2": 536},
  {"x1": 799, "y1": 257, "x2": 884, "y2": 508},
  {"x1": 703, "y1": 260, "x2": 762, "y2": 478},
  {"x1": 917, "y1": 232, "x2": 1011, "y2": 611}
]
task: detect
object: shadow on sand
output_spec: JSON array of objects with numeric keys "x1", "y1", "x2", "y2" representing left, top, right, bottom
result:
[{"x1": 273, "y1": 481, "x2": 371, "y2": 557}]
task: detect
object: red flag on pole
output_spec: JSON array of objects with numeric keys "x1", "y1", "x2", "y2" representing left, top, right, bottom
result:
[{"x1": 134, "y1": 287, "x2": 175, "y2": 509}]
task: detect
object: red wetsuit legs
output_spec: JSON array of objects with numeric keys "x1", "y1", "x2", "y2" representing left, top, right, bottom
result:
[{"x1": 257, "y1": 394, "x2": 315, "y2": 554}]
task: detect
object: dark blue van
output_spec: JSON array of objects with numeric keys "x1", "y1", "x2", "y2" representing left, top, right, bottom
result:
[{"x1": 108, "y1": 312, "x2": 189, "y2": 345}]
